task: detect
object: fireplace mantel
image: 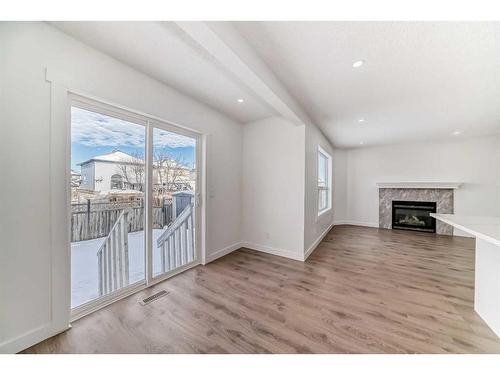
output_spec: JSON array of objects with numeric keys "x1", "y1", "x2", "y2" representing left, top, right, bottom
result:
[{"x1": 376, "y1": 182, "x2": 462, "y2": 189}]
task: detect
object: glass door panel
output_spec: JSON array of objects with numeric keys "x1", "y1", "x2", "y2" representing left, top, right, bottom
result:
[
  {"x1": 151, "y1": 126, "x2": 197, "y2": 278},
  {"x1": 70, "y1": 104, "x2": 146, "y2": 309}
]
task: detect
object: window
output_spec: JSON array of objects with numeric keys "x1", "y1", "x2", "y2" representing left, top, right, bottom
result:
[
  {"x1": 110, "y1": 174, "x2": 123, "y2": 190},
  {"x1": 318, "y1": 146, "x2": 332, "y2": 215}
]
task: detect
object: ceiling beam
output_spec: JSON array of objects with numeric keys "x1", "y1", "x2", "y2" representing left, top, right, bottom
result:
[{"x1": 173, "y1": 21, "x2": 314, "y2": 126}]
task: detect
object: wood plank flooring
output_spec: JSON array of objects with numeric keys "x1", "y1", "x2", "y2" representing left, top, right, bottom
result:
[{"x1": 23, "y1": 225, "x2": 500, "y2": 353}]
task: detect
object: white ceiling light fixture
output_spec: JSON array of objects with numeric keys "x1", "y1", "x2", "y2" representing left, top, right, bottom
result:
[
  {"x1": 452, "y1": 130, "x2": 462, "y2": 136},
  {"x1": 359, "y1": 141, "x2": 365, "y2": 145},
  {"x1": 237, "y1": 98, "x2": 244, "y2": 103},
  {"x1": 358, "y1": 118, "x2": 365, "y2": 123},
  {"x1": 352, "y1": 60, "x2": 364, "y2": 68}
]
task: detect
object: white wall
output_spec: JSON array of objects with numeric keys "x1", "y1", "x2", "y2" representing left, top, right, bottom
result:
[
  {"x1": 94, "y1": 162, "x2": 125, "y2": 191},
  {"x1": 0, "y1": 22, "x2": 243, "y2": 353},
  {"x1": 332, "y1": 150, "x2": 348, "y2": 224},
  {"x1": 241, "y1": 117, "x2": 341, "y2": 260},
  {"x1": 345, "y1": 135, "x2": 500, "y2": 227},
  {"x1": 241, "y1": 117, "x2": 306, "y2": 260},
  {"x1": 304, "y1": 123, "x2": 345, "y2": 255}
]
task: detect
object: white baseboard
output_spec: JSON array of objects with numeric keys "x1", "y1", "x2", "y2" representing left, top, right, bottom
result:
[
  {"x1": 241, "y1": 241, "x2": 304, "y2": 261},
  {"x1": 0, "y1": 322, "x2": 70, "y2": 354},
  {"x1": 332, "y1": 220, "x2": 349, "y2": 226},
  {"x1": 304, "y1": 222, "x2": 335, "y2": 260},
  {"x1": 207, "y1": 240, "x2": 306, "y2": 263},
  {"x1": 205, "y1": 242, "x2": 243, "y2": 264},
  {"x1": 333, "y1": 220, "x2": 379, "y2": 228}
]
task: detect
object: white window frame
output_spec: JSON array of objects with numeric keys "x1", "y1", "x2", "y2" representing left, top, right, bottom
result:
[{"x1": 317, "y1": 145, "x2": 332, "y2": 217}]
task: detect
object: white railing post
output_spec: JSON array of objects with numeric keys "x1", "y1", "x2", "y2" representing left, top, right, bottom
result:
[
  {"x1": 160, "y1": 242, "x2": 166, "y2": 274},
  {"x1": 187, "y1": 212, "x2": 194, "y2": 262},
  {"x1": 156, "y1": 204, "x2": 194, "y2": 274},
  {"x1": 98, "y1": 250, "x2": 103, "y2": 296},
  {"x1": 97, "y1": 209, "x2": 130, "y2": 296},
  {"x1": 168, "y1": 235, "x2": 174, "y2": 272},
  {"x1": 123, "y1": 210, "x2": 129, "y2": 287},
  {"x1": 181, "y1": 221, "x2": 187, "y2": 264}
]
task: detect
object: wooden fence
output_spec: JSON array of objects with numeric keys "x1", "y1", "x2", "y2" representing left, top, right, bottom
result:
[
  {"x1": 71, "y1": 200, "x2": 142, "y2": 213},
  {"x1": 71, "y1": 201, "x2": 172, "y2": 242}
]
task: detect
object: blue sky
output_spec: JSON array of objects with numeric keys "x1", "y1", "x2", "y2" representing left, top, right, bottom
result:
[{"x1": 71, "y1": 107, "x2": 195, "y2": 170}]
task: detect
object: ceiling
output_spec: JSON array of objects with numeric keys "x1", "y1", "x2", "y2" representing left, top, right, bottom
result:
[
  {"x1": 53, "y1": 21, "x2": 500, "y2": 149},
  {"x1": 52, "y1": 21, "x2": 275, "y2": 124},
  {"x1": 234, "y1": 22, "x2": 500, "y2": 148}
]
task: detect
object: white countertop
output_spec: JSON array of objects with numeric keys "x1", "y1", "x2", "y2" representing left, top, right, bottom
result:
[
  {"x1": 431, "y1": 214, "x2": 500, "y2": 247},
  {"x1": 376, "y1": 182, "x2": 462, "y2": 189}
]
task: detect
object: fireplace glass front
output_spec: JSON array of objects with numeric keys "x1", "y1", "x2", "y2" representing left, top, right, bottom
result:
[{"x1": 392, "y1": 201, "x2": 437, "y2": 233}]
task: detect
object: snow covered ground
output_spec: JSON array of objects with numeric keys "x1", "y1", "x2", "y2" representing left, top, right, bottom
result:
[{"x1": 71, "y1": 229, "x2": 164, "y2": 308}]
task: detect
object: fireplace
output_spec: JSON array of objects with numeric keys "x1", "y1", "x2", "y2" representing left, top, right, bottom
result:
[{"x1": 392, "y1": 201, "x2": 437, "y2": 233}]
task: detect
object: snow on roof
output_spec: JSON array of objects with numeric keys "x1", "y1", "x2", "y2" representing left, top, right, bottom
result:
[
  {"x1": 153, "y1": 158, "x2": 190, "y2": 170},
  {"x1": 175, "y1": 175, "x2": 193, "y2": 182},
  {"x1": 78, "y1": 150, "x2": 191, "y2": 169},
  {"x1": 98, "y1": 189, "x2": 144, "y2": 196},
  {"x1": 78, "y1": 150, "x2": 143, "y2": 166}
]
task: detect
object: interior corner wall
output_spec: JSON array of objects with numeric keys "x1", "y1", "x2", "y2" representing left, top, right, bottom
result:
[
  {"x1": 331, "y1": 149, "x2": 348, "y2": 224},
  {"x1": 344, "y1": 135, "x2": 500, "y2": 229},
  {"x1": 304, "y1": 123, "x2": 345, "y2": 254},
  {"x1": 241, "y1": 116, "x2": 306, "y2": 260},
  {"x1": 0, "y1": 22, "x2": 243, "y2": 353}
]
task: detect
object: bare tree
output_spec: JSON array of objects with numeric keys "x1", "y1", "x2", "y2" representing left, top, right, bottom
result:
[
  {"x1": 154, "y1": 147, "x2": 191, "y2": 191},
  {"x1": 116, "y1": 149, "x2": 191, "y2": 194},
  {"x1": 116, "y1": 152, "x2": 145, "y2": 191}
]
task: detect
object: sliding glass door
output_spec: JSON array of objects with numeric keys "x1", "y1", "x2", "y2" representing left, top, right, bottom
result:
[
  {"x1": 151, "y1": 126, "x2": 198, "y2": 279},
  {"x1": 69, "y1": 96, "x2": 200, "y2": 317},
  {"x1": 70, "y1": 103, "x2": 147, "y2": 310}
]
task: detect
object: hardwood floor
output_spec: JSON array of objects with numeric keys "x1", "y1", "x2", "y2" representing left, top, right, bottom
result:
[{"x1": 23, "y1": 225, "x2": 500, "y2": 353}]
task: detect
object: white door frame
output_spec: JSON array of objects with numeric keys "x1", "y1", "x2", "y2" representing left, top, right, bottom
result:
[
  {"x1": 5, "y1": 68, "x2": 208, "y2": 354},
  {"x1": 67, "y1": 93, "x2": 204, "y2": 322}
]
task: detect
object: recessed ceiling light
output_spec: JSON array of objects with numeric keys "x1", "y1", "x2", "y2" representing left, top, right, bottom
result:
[
  {"x1": 452, "y1": 130, "x2": 462, "y2": 136},
  {"x1": 359, "y1": 141, "x2": 365, "y2": 145},
  {"x1": 237, "y1": 98, "x2": 244, "y2": 103},
  {"x1": 358, "y1": 118, "x2": 365, "y2": 123},
  {"x1": 353, "y1": 60, "x2": 364, "y2": 68}
]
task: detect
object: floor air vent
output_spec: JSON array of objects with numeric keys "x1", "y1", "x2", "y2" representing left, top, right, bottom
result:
[{"x1": 139, "y1": 290, "x2": 169, "y2": 305}]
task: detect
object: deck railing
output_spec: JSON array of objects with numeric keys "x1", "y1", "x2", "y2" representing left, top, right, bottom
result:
[
  {"x1": 96, "y1": 204, "x2": 194, "y2": 297},
  {"x1": 97, "y1": 209, "x2": 130, "y2": 296},
  {"x1": 157, "y1": 203, "x2": 195, "y2": 274}
]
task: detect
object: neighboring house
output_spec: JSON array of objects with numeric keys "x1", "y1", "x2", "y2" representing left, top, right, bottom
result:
[
  {"x1": 78, "y1": 150, "x2": 194, "y2": 193},
  {"x1": 78, "y1": 150, "x2": 144, "y2": 192}
]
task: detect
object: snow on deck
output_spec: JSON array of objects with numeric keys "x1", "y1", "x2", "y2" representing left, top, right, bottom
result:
[{"x1": 71, "y1": 229, "x2": 164, "y2": 308}]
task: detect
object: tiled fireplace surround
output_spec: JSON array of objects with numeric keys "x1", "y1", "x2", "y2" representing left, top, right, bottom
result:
[{"x1": 379, "y1": 188, "x2": 454, "y2": 235}]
